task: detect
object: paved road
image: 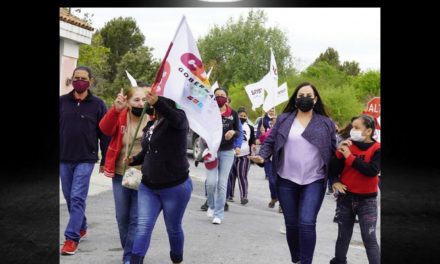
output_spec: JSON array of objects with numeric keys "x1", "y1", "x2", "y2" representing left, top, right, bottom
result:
[{"x1": 60, "y1": 154, "x2": 380, "y2": 264}]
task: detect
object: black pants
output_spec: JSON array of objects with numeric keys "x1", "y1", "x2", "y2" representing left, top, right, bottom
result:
[{"x1": 331, "y1": 194, "x2": 380, "y2": 264}]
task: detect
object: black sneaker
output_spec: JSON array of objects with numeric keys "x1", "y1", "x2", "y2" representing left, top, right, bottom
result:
[
  {"x1": 200, "y1": 200, "x2": 208, "y2": 211},
  {"x1": 224, "y1": 202, "x2": 229, "y2": 211},
  {"x1": 227, "y1": 197, "x2": 234, "y2": 202},
  {"x1": 241, "y1": 198, "x2": 248, "y2": 205}
]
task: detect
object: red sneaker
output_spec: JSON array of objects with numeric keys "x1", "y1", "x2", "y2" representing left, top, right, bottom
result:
[
  {"x1": 79, "y1": 229, "x2": 87, "y2": 241},
  {"x1": 61, "y1": 240, "x2": 78, "y2": 255}
]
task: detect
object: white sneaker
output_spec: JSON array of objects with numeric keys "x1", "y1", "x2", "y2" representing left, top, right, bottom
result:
[
  {"x1": 207, "y1": 208, "x2": 214, "y2": 218},
  {"x1": 212, "y1": 217, "x2": 222, "y2": 225},
  {"x1": 280, "y1": 225, "x2": 286, "y2": 234}
]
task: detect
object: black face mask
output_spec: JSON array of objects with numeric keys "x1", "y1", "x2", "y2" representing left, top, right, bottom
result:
[
  {"x1": 239, "y1": 118, "x2": 247, "y2": 124},
  {"x1": 296, "y1": 97, "x2": 315, "y2": 112},
  {"x1": 131, "y1": 107, "x2": 144, "y2": 117}
]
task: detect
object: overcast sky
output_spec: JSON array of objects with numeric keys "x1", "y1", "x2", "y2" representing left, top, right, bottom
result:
[{"x1": 79, "y1": 8, "x2": 380, "y2": 72}]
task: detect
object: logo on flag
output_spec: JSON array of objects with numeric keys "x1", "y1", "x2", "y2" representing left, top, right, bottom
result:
[{"x1": 150, "y1": 16, "x2": 223, "y2": 154}]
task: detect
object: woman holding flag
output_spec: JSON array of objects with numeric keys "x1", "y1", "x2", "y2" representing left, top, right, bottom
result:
[
  {"x1": 203, "y1": 87, "x2": 241, "y2": 225},
  {"x1": 99, "y1": 84, "x2": 150, "y2": 264},
  {"x1": 127, "y1": 89, "x2": 192, "y2": 264},
  {"x1": 250, "y1": 82, "x2": 336, "y2": 264}
]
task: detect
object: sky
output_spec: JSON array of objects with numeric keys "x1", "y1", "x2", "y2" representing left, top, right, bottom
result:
[{"x1": 78, "y1": 8, "x2": 380, "y2": 72}]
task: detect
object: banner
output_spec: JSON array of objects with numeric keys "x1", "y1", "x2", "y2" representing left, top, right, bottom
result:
[
  {"x1": 151, "y1": 16, "x2": 223, "y2": 154},
  {"x1": 263, "y1": 82, "x2": 289, "y2": 112}
]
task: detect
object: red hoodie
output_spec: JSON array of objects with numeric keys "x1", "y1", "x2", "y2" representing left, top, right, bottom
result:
[
  {"x1": 99, "y1": 106, "x2": 148, "y2": 178},
  {"x1": 336, "y1": 141, "x2": 381, "y2": 195}
]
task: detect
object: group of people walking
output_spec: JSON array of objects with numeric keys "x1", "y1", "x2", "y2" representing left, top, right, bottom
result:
[{"x1": 60, "y1": 66, "x2": 380, "y2": 264}]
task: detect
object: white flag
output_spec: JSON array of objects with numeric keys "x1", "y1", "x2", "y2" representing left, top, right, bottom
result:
[
  {"x1": 206, "y1": 67, "x2": 213, "y2": 80},
  {"x1": 151, "y1": 16, "x2": 223, "y2": 154},
  {"x1": 245, "y1": 48, "x2": 279, "y2": 111},
  {"x1": 125, "y1": 70, "x2": 138, "y2": 87},
  {"x1": 211, "y1": 81, "x2": 219, "y2": 91},
  {"x1": 263, "y1": 48, "x2": 278, "y2": 93},
  {"x1": 245, "y1": 79, "x2": 266, "y2": 111},
  {"x1": 263, "y1": 82, "x2": 289, "y2": 112}
]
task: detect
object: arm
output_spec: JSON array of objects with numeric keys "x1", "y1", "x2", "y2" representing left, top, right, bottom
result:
[
  {"x1": 129, "y1": 126, "x2": 149, "y2": 166},
  {"x1": 97, "y1": 102, "x2": 111, "y2": 166},
  {"x1": 153, "y1": 97, "x2": 188, "y2": 130},
  {"x1": 258, "y1": 119, "x2": 281, "y2": 161},
  {"x1": 255, "y1": 119, "x2": 263, "y2": 138},
  {"x1": 232, "y1": 111, "x2": 241, "y2": 138},
  {"x1": 328, "y1": 154, "x2": 345, "y2": 186},
  {"x1": 346, "y1": 149, "x2": 381, "y2": 177},
  {"x1": 249, "y1": 123, "x2": 256, "y2": 146},
  {"x1": 99, "y1": 106, "x2": 122, "y2": 136},
  {"x1": 329, "y1": 119, "x2": 337, "y2": 154},
  {"x1": 129, "y1": 147, "x2": 147, "y2": 166},
  {"x1": 233, "y1": 120, "x2": 243, "y2": 148}
]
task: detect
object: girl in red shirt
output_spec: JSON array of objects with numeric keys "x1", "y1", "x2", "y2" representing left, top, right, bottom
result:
[{"x1": 329, "y1": 114, "x2": 381, "y2": 264}]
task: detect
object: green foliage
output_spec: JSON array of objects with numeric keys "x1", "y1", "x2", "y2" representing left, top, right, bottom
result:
[
  {"x1": 340, "y1": 61, "x2": 361, "y2": 76},
  {"x1": 78, "y1": 33, "x2": 112, "y2": 105},
  {"x1": 313, "y1": 47, "x2": 361, "y2": 76},
  {"x1": 319, "y1": 85, "x2": 364, "y2": 126},
  {"x1": 71, "y1": 8, "x2": 94, "y2": 25},
  {"x1": 112, "y1": 46, "x2": 160, "y2": 95},
  {"x1": 99, "y1": 17, "x2": 145, "y2": 82},
  {"x1": 352, "y1": 70, "x2": 381, "y2": 101},
  {"x1": 229, "y1": 61, "x2": 379, "y2": 125},
  {"x1": 198, "y1": 9, "x2": 294, "y2": 88},
  {"x1": 313, "y1": 47, "x2": 340, "y2": 68}
]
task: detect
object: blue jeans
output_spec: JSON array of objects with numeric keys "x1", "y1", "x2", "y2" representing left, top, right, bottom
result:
[
  {"x1": 132, "y1": 178, "x2": 193, "y2": 263},
  {"x1": 206, "y1": 149, "x2": 235, "y2": 219},
  {"x1": 60, "y1": 162, "x2": 95, "y2": 242},
  {"x1": 331, "y1": 194, "x2": 380, "y2": 264},
  {"x1": 265, "y1": 160, "x2": 277, "y2": 199},
  {"x1": 276, "y1": 176, "x2": 326, "y2": 264},
  {"x1": 113, "y1": 174, "x2": 138, "y2": 263}
]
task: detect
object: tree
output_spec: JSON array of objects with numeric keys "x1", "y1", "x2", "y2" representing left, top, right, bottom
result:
[
  {"x1": 340, "y1": 61, "x2": 361, "y2": 76},
  {"x1": 99, "y1": 17, "x2": 145, "y2": 82},
  {"x1": 112, "y1": 46, "x2": 160, "y2": 96},
  {"x1": 313, "y1": 47, "x2": 340, "y2": 68},
  {"x1": 198, "y1": 9, "x2": 294, "y2": 88},
  {"x1": 70, "y1": 8, "x2": 94, "y2": 25},
  {"x1": 78, "y1": 33, "x2": 111, "y2": 102},
  {"x1": 352, "y1": 70, "x2": 380, "y2": 100}
]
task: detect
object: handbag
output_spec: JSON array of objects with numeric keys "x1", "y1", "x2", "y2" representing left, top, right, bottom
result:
[
  {"x1": 122, "y1": 167, "x2": 142, "y2": 190},
  {"x1": 121, "y1": 113, "x2": 143, "y2": 190}
]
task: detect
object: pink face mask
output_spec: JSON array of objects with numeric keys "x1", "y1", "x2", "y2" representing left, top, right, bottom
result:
[
  {"x1": 72, "y1": 80, "x2": 90, "y2": 93},
  {"x1": 216, "y1": 96, "x2": 228, "y2": 107}
]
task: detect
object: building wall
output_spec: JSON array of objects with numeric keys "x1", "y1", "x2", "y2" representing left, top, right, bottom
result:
[
  {"x1": 60, "y1": 38, "x2": 80, "y2": 95},
  {"x1": 59, "y1": 19, "x2": 93, "y2": 95}
]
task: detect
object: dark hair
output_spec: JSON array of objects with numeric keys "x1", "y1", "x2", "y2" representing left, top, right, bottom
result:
[
  {"x1": 160, "y1": 96, "x2": 177, "y2": 109},
  {"x1": 282, "y1": 82, "x2": 329, "y2": 117},
  {"x1": 214, "y1": 87, "x2": 228, "y2": 97},
  {"x1": 137, "y1": 81, "x2": 150, "y2": 87},
  {"x1": 72, "y1": 66, "x2": 93, "y2": 79},
  {"x1": 355, "y1": 114, "x2": 376, "y2": 139},
  {"x1": 338, "y1": 117, "x2": 356, "y2": 140},
  {"x1": 237, "y1": 106, "x2": 247, "y2": 114}
]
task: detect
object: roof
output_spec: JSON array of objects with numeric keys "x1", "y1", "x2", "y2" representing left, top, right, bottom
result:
[{"x1": 60, "y1": 8, "x2": 94, "y2": 31}]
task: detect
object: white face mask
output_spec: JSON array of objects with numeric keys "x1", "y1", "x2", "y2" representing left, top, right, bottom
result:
[{"x1": 350, "y1": 129, "x2": 365, "y2": 142}]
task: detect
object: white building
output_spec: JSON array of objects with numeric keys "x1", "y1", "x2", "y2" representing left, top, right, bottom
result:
[{"x1": 59, "y1": 8, "x2": 94, "y2": 95}]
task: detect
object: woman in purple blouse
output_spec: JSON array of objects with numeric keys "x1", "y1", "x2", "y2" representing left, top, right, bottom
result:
[{"x1": 250, "y1": 82, "x2": 337, "y2": 264}]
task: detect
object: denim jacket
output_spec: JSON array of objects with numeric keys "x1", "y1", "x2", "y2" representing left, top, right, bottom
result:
[{"x1": 259, "y1": 110, "x2": 337, "y2": 184}]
